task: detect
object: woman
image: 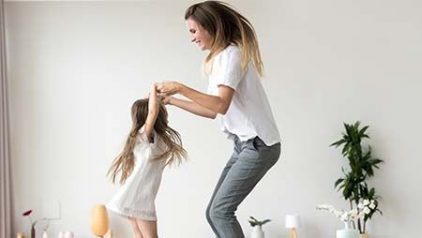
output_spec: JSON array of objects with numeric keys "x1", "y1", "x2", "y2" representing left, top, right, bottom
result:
[{"x1": 157, "y1": 1, "x2": 281, "y2": 237}]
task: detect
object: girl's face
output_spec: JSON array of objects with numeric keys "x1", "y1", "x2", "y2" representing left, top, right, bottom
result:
[{"x1": 186, "y1": 18, "x2": 213, "y2": 51}]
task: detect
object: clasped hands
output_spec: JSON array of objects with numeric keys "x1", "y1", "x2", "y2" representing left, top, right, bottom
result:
[
  {"x1": 146, "y1": 81, "x2": 182, "y2": 105},
  {"x1": 156, "y1": 81, "x2": 181, "y2": 97}
]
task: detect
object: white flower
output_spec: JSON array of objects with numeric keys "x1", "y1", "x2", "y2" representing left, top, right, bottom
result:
[
  {"x1": 363, "y1": 207, "x2": 371, "y2": 214},
  {"x1": 334, "y1": 210, "x2": 343, "y2": 218},
  {"x1": 340, "y1": 213, "x2": 348, "y2": 221},
  {"x1": 349, "y1": 209, "x2": 358, "y2": 219},
  {"x1": 363, "y1": 199, "x2": 370, "y2": 206},
  {"x1": 317, "y1": 199, "x2": 377, "y2": 223},
  {"x1": 316, "y1": 205, "x2": 331, "y2": 210}
]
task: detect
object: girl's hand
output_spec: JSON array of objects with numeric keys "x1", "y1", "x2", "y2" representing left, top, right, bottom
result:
[
  {"x1": 144, "y1": 84, "x2": 158, "y2": 99},
  {"x1": 148, "y1": 84, "x2": 159, "y2": 108},
  {"x1": 156, "y1": 81, "x2": 182, "y2": 96},
  {"x1": 160, "y1": 95, "x2": 173, "y2": 105}
]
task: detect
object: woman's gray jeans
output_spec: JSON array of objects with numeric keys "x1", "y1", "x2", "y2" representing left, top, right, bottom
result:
[{"x1": 206, "y1": 136, "x2": 281, "y2": 238}]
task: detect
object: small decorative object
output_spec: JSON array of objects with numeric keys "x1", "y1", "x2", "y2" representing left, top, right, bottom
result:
[
  {"x1": 248, "y1": 216, "x2": 271, "y2": 238},
  {"x1": 22, "y1": 210, "x2": 35, "y2": 238},
  {"x1": 22, "y1": 209, "x2": 48, "y2": 238},
  {"x1": 64, "y1": 231, "x2": 74, "y2": 238},
  {"x1": 58, "y1": 231, "x2": 64, "y2": 238},
  {"x1": 331, "y1": 121, "x2": 383, "y2": 235},
  {"x1": 317, "y1": 200, "x2": 376, "y2": 238},
  {"x1": 104, "y1": 230, "x2": 113, "y2": 238},
  {"x1": 40, "y1": 217, "x2": 50, "y2": 238},
  {"x1": 91, "y1": 204, "x2": 109, "y2": 237},
  {"x1": 285, "y1": 214, "x2": 301, "y2": 238},
  {"x1": 17, "y1": 232, "x2": 25, "y2": 238}
]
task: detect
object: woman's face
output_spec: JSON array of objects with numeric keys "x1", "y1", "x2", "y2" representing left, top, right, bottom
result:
[{"x1": 186, "y1": 17, "x2": 213, "y2": 51}]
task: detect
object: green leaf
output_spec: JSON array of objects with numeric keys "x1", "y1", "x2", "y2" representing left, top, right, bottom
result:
[{"x1": 334, "y1": 178, "x2": 344, "y2": 188}]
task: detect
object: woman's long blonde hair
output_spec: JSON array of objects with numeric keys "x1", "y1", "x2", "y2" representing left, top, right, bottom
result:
[
  {"x1": 107, "y1": 99, "x2": 186, "y2": 184},
  {"x1": 185, "y1": 1, "x2": 264, "y2": 76}
]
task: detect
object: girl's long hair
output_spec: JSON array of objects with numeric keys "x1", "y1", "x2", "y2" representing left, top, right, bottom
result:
[
  {"x1": 185, "y1": 1, "x2": 264, "y2": 76},
  {"x1": 107, "y1": 99, "x2": 186, "y2": 184}
]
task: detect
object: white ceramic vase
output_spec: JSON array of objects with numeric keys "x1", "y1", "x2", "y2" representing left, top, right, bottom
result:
[
  {"x1": 251, "y1": 226, "x2": 265, "y2": 238},
  {"x1": 336, "y1": 228, "x2": 359, "y2": 238}
]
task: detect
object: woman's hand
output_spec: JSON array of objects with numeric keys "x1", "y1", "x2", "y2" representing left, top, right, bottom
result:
[{"x1": 156, "y1": 81, "x2": 182, "y2": 96}]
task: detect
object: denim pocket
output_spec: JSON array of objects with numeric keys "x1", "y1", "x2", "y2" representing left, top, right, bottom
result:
[
  {"x1": 252, "y1": 136, "x2": 267, "y2": 151},
  {"x1": 242, "y1": 137, "x2": 259, "y2": 154}
]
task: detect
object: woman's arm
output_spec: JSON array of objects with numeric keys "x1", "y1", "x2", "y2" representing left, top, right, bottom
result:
[
  {"x1": 157, "y1": 81, "x2": 234, "y2": 115},
  {"x1": 144, "y1": 84, "x2": 159, "y2": 141},
  {"x1": 165, "y1": 96, "x2": 217, "y2": 119}
]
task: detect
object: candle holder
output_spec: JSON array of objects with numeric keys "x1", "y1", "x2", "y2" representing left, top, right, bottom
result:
[
  {"x1": 285, "y1": 214, "x2": 301, "y2": 238},
  {"x1": 91, "y1": 204, "x2": 109, "y2": 238}
]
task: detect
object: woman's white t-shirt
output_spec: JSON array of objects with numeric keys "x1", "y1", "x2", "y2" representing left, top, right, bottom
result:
[{"x1": 207, "y1": 45, "x2": 281, "y2": 146}]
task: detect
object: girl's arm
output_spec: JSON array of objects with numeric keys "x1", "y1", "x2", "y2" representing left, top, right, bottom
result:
[
  {"x1": 144, "y1": 84, "x2": 159, "y2": 141},
  {"x1": 157, "y1": 82, "x2": 234, "y2": 115},
  {"x1": 164, "y1": 96, "x2": 217, "y2": 119}
]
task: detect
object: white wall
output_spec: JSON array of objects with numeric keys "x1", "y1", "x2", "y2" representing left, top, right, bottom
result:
[{"x1": 6, "y1": 0, "x2": 422, "y2": 237}]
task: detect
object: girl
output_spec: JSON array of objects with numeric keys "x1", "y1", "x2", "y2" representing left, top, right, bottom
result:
[
  {"x1": 157, "y1": 1, "x2": 281, "y2": 237},
  {"x1": 107, "y1": 84, "x2": 186, "y2": 238}
]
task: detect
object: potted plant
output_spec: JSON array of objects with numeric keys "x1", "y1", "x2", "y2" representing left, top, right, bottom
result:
[
  {"x1": 330, "y1": 121, "x2": 383, "y2": 236},
  {"x1": 248, "y1": 216, "x2": 271, "y2": 238}
]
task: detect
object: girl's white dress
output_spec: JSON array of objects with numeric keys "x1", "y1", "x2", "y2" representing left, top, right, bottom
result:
[{"x1": 107, "y1": 129, "x2": 167, "y2": 221}]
